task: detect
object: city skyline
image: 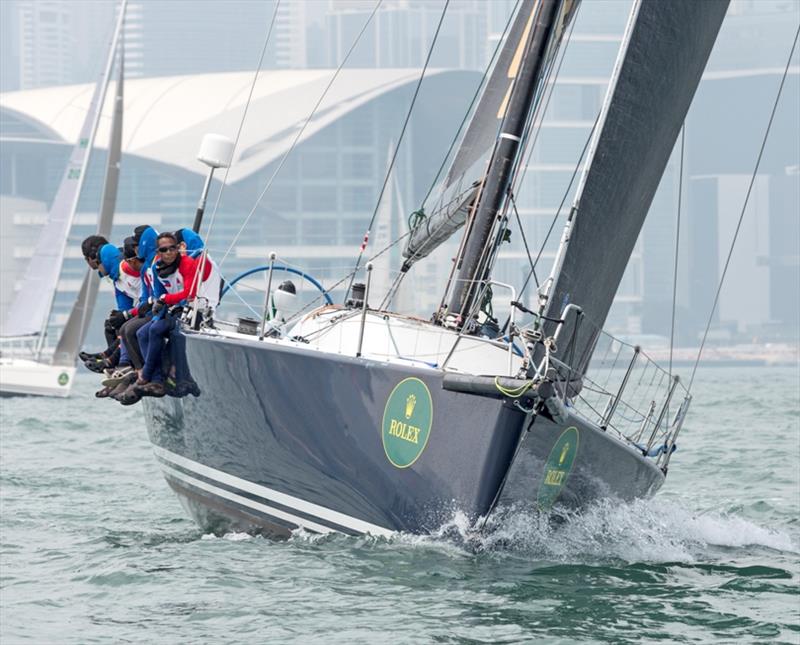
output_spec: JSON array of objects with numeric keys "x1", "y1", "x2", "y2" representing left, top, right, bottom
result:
[{"x1": 0, "y1": 0, "x2": 798, "y2": 348}]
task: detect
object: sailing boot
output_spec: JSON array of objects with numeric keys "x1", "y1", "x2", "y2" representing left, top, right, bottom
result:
[
  {"x1": 101, "y1": 365, "x2": 134, "y2": 388},
  {"x1": 175, "y1": 380, "x2": 201, "y2": 398},
  {"x1": 85, "y1": 357, "x2": 113, "y2": 374},
  {"x1": 136, "y1": 381, "x2": 166, "y2": 398},
  {"x1": 117, "y1": 379, "x2": 143, "y2": 406},
  {"x1": 110, "y1": 373, "x2": 138, "y2": 400},
  {"x1": 95, "y1": 386, "x2": 115, "y2": 398},
  {"x1": 165, "y1": 377, "x2": 179, "y2": 397}
]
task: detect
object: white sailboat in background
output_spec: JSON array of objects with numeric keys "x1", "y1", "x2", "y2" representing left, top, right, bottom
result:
[{"x1": 0, "y1": 1, "x2": 127, "y2": 398}]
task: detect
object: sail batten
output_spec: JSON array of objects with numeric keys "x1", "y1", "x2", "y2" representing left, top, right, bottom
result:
[{"x1": 541, "y1": 0, "x2": 729, "y2": 377}]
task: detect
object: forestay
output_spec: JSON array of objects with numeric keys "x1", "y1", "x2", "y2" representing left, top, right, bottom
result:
[{"x1": 541, "y1": 0, "x2": 729, "y2": 378}]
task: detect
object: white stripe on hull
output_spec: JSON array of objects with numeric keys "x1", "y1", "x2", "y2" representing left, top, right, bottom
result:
[
  {"x1": 152, "y1": 445, "x2": 394, "y2": 537},
  {"x1": 159, "y1": 463, "x2": 335, "y2": 534}
]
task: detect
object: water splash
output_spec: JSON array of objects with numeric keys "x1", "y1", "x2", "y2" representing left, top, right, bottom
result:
[
  {"x1": 452, "y1": 499, "x2": 796, "y2": 561},
  {"x1": 289, "y1": 498, "x2": 796, "y2": 565}
]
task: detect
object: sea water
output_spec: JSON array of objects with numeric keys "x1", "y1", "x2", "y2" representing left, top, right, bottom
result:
[{"x1": 1, "y1": 366, "x2": 798, "y2": 643}]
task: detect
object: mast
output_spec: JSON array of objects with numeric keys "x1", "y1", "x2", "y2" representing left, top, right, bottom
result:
[
  {"x1": 53, "y1": 26, "x2": 125, "y2": 367},
  {"x1": 445, "y1": 0, "x2": 561, "y2": 328},
  {"x1": 0, "y1": 0, "x2": 127, "y2": 355}
]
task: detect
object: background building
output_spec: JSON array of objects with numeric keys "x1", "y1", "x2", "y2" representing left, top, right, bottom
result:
[
  {"x1": 0, "y1": 69, "x2": 478, "y2": 341},
  {"x1": 0, "y1": 0, "x2": 798, "y2": 349}
]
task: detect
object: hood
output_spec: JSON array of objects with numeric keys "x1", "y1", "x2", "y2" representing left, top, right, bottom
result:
[
  {"x1": 136, "y1": 226, "x2": 159, "y2": 265},
  {"x1": 98, "y1": 244, "x2": 122, "y2": 281},
  {"x1": 177, "y1": 228, "x2": 205, "y2": 256}
]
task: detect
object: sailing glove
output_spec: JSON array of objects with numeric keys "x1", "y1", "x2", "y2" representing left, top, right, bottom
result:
[
  {"x1": 108, "y1": 310, "x2": 127, "y2": 328},
  {"x1": 151, "y1": 297, "x2": 166, "y2": 315}
]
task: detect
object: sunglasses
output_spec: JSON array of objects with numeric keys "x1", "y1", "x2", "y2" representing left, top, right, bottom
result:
[{"x1": 158, "y1": 245, "x2": 178, "y2": 253}]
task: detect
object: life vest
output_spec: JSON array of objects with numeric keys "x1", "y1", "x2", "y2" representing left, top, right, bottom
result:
[{"x1": 116, "y1": 260, "x2": 142, "y2": 304}]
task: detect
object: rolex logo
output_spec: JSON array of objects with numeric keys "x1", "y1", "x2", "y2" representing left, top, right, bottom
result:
[{"x1": 405, "y1": 394, "x2": 417, "y2": 419}]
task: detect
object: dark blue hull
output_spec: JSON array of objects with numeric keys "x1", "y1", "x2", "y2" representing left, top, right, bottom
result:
[{"x1": 143, "y1": 332, "x2": 664, "y2": 537}]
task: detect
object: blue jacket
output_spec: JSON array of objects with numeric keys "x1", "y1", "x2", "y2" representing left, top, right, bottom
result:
[
  {"x1": 136, "y1": 226, "x2": 159, "y2": 303},
  {"x1": 98, "y1": 243, "x2": 133, "y2": 310}
]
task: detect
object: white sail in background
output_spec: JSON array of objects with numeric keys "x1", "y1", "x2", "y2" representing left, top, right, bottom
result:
[
  {"x1": 1, "y1": 0, "x2": 127, "y2": 343},
  {"x1": 53, "y1": 36, "x2": 125, "y2": 367}
]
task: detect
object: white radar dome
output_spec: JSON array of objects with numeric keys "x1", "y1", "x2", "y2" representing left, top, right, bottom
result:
[{"x1": 197, "y1": 133, "x2": 234, "y2": 169}]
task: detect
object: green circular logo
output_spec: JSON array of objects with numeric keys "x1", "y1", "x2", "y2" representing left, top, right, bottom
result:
[
  {"x1": 57, "y1": 372, "x2": 69, "y2": 386},
  {"x1": 381, "y1": 377, "x2": 433, "y2": 468},
  {"x1": 537, "y1": 426, "x2": 579, "y2": 510}
]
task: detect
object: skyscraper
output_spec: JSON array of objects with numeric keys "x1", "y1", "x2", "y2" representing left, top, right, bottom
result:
[
  {"x1": 17, "y1": 0, "x2": 73, "y2": 89},
  {"x1": 325, "y1": 0, "x2": 486, "y2": 70}
]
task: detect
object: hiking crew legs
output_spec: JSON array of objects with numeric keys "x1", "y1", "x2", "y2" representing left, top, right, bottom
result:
[
  {"x1": 168, "y1": 325, "x2": 192, "y2": 384},
  {"x1": 121, "y1": 316, "x2": 150, "y2": 370},
  {"x1": 139, "y1": 317, "x2": 174, "y2": 383}
]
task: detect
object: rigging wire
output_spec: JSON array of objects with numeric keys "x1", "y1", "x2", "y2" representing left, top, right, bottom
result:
[
  {"x1": 444, "y1": 0, "x2": 559, "y2": 323},
  {"x1": 383, "y1": 0, "x2": 558, "y2": 312},
  {"x1": 688, "y1": 22, "x2": 799, "y2": 392},
  {"x1": 509, "y1": 193, "x2": 539, "y2": 289},
  {"x1": 343, "y1": 0, "x2": 451, "y2": 302},
  {"x1": 218, "y1": 0, "x2": 385, "y2": 269},
  {"x1": 517, "y1": 109, "x2": 599, "y2": 301},
  {"x1": 669, "y1": 125, "x2": 684, "y2": 382},
  {"x1": 203, "y1": 0, "x2": 280, "y2": 245},
  {"x1": 186, "y1": 0, "x2": 281, "y2": 306},
  {"x1": 508, "y1": 0, "x2": 580, "y2": 204}
]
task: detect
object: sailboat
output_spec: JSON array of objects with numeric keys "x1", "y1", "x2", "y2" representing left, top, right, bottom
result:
[
  {"x1": 0, "y1": 2, "x2": 127, "y2": 398},
  {"x1": 143, "y1": 0, "x2": 729, "y2": 536}
]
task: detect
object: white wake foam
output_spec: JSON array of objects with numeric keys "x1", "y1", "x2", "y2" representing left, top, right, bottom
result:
[
  {"x1": 284, "y1": 498, "x2": 797, "y2": 563},
  {"x1": 423, "y1": 498, "x2": 799, "y2": 562}
]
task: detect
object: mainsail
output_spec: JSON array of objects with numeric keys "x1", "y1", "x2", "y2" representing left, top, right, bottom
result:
[
  {"x1": 0, "y1": 1, "x2": 127, "y2": 344},
  {"x1": 53, "y1": 37, "x2": 125, "y2": 367},
  {"x1": 541, "y1": 0, "x2": 729, "y2": 377}
]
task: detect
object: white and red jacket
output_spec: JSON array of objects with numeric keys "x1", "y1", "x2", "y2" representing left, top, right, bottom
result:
[
  {"x1": 152, "y1": 255, "x2": 200, "y2": 306},
  {"x1": 116, "y1": 260, "x2": 142, "y2": 304}
]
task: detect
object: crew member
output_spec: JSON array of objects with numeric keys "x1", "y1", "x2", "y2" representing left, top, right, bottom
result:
[
  {"x1": 78, "y1": 235, "x2": 114, "y2": 369},
  {"x1": 114, "y1": 226, "x2": 159, "y2": 404},
  {"x1": 96, "y1": 238, "x2": 144, "y2": 397},
  {"x1": 133, "y1": 232, "x2": 200, "y2": 398}
]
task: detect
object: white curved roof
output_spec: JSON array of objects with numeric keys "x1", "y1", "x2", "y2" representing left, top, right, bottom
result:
[{"x1": 0, "y1": 69, "x2": 450, "y2": 183}]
